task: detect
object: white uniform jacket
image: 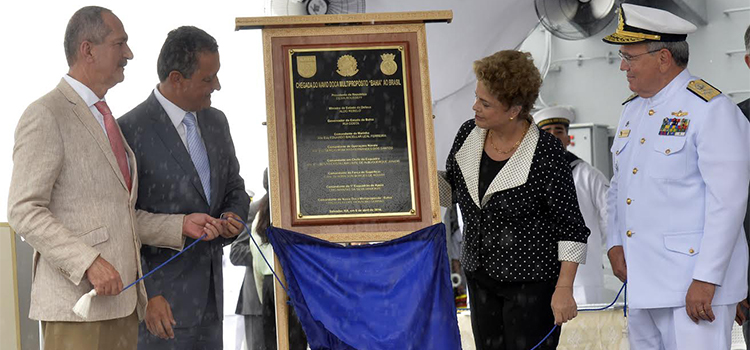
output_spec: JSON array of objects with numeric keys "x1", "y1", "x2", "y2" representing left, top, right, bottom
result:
[
  {"x1": 607, "y1": 69, "x2": 750, "y2": 309},
  {"x1": 571, "y1": 159, "x2": 609, "y2": 304}
]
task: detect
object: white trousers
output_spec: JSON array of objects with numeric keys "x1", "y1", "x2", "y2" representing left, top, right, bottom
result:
[{"x1": 628, "y1": 304, "x2": 736, "y2": 350}]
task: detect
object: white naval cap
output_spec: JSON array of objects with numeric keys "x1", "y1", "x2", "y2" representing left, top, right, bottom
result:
[
  {"x1": 533, "y1": 106, "x2": 575, "y2": 128},
  {"x1": 603, "y1": 3, "x2": 697, "y2": 45}
]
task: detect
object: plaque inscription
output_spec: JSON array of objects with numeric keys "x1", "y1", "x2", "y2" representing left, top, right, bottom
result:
[{"x1": 288, "y1": 46, "x2": 416, "y2": 220}]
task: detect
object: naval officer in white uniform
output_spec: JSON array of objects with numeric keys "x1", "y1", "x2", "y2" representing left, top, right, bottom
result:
[
  {"x1": 603, "y1": 4, "x2": 750, "y2": 350},
  {"x1": 604, "y1": 4, "x2": 750, "y2": 349},
  {"x1": 534, "y1": 106, "x2": 609, "y2": 305}
]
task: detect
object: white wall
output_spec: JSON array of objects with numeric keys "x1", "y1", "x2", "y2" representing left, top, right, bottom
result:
[
  {"x1": 0, "y1": 1, "x2": 270, "y2": 223},
  {"x1": 520, "y1": 0, "x2": 750, "y2": 128}
]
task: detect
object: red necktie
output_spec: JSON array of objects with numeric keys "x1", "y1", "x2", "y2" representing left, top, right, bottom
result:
[{"x1": 94, "y1": 101, "x2": 132, "y2": 191}]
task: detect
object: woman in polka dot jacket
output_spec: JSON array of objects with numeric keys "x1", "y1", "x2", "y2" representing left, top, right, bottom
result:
[{"x1": 438, "y1": 50, "x2": 591, "y2": 350}]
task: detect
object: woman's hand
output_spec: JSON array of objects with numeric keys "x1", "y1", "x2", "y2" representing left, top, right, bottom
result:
[{"x1": 551, "y1": 286, "x2": 577, "y2": 325}]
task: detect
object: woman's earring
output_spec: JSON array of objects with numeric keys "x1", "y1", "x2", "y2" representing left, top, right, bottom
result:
[{"x1": 509, "y1": 117, "x2": 515, "y2": 121}]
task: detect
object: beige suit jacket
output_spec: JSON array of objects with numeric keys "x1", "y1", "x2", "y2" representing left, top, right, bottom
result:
[{"x1": 7, "y1": 79, "x2": 185, "y2": 322}]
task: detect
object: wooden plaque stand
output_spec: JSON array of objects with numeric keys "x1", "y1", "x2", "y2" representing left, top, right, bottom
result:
[{"x1": 235, "y1": 11, "x2": 451, "y2": 349}]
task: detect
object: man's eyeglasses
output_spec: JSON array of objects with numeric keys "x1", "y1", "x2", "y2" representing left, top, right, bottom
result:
[{"x1": 618, "y1": 49, "x2": 663, "y2": 64}]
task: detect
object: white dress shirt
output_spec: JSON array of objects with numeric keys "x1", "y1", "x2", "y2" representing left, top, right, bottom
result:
[{"x1": 153, "y1": 86, "x2": 204, "y2": 152}]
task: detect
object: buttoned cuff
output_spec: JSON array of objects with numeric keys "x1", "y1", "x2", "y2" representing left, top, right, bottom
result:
[
  {"x1": 558, "y1": 241, "x2": 587, "y2": 264},
  {"x1": 437, "y1": 171, "x2": 453, "y2": 207}
]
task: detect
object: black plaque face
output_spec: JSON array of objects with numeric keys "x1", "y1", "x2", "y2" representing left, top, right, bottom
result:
[{"x1": 288, "y1": 46, "x2": 416, "y2": 220}]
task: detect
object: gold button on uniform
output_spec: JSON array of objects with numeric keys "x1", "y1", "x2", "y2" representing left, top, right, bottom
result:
[
  {"x1": 626, "y1": 198, "x2": 632, "y2": 205},
  {"x1": 640, "y1": 138, "x2": 646, "y2": 144},
  {"x1": 649, "y1": 109, "x2": 655, "y2": 116},
  {"x1": 689, "y1": 248, "x2": 695, "y2": 254},
  {"x1": 626, "y1": 230, "x2": 633, "y2": 237},
  {"x1": 632, "y1": 168, "x2": 638, "y2": 174},
  {"x1": 616, "y1": 150, "x2": 620, "y2": 155},
  {"x1": 665, "y1": 149, "x2": 671, "y2": 155}
]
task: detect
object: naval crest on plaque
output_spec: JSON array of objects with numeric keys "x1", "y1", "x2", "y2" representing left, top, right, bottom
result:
[
  {"x1": 336, "y1": 55, "x2": 359, "y2": 77},
  {"x1": 297, "y1": 55, "x2": 317, "y2": 78},
  {"x1": 380, "y1": 53, "x2": 397, "y2": 76}
]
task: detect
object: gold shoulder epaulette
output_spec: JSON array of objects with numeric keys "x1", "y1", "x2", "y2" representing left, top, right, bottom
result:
[
  {"x1": 622, "y1": 93, "x2": 638, "y2": 105},
  {"x1": 687, "y1": 79, "x2": 721, "y2": 102}
]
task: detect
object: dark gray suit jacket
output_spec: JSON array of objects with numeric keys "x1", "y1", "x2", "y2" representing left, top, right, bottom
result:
[
  {"x1": 740, "y1": 98, "x2": 750, "y2": 301},
  {"x1": 118, "y1": 92, "x2": 249, "y2": 328}
]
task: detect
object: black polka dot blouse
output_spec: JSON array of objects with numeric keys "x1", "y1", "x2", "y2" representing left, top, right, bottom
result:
[{"x1": 440, "y1": 119, "x2": 590, "y2": 282}]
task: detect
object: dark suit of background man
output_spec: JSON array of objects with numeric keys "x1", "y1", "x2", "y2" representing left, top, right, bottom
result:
[
  {"x1": 118, "y1": 26, "x2": 249, "y2": 350},
  {"x1": 737, "y1": 23, "x2": 750, "y2": 349}
]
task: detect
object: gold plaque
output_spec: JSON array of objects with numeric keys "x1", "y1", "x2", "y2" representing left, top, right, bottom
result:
[
  {"x1": 297, "y1": 55, "x2": 317, "y2": 78},
  {"x1": 380, "y1": 53, "x2": 397, "y2": 75},
  {"x1": 336, "y1": 55, "x2": 359, "y2": 77}
]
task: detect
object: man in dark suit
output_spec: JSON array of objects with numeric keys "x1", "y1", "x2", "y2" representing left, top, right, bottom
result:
[
  {"x1": 118, "y1": 26, "x2": 249, "y2": 350},
  {"x1": 738, "y1": 24, "x2": 750, "y2": 347},
  {"x1": 740, "y1": 25, "x2": 750, "y2": 119}
]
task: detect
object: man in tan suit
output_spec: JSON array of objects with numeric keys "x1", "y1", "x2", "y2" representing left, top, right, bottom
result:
[{"x1": 7, "y1": 6, "x2": 223, "y2": 350}]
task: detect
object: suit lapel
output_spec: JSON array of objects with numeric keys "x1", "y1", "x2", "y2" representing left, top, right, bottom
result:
[
  {"x1": 481, "y1": 125, "x2": 538, "y2": 206},
  {"x1": 455, "y1": 123, "x2": 539, "y2": 208},
  {"x1": 145, "y1": 94, "x2": 209, "y2": 204},
  {"x1": 58, "y1": 79, "x2": 130, "y2": 192},
  {"x1": 455, "y1": 126, "x2": 485, "y2": 208}
]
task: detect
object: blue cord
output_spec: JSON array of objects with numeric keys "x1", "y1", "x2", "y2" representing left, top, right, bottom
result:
[
  {"x1": 529, "y1": 324, "x2": 558, "y2": 350},
  {"x1": 121, "y1": 232, "x2": 208, "y2": 292},
  {"x1": 529, "y1": 281, "x2": 628, "y2": 349},
  {"x1": 234, "y1": 218, "x2": 291, "y2": 296}
]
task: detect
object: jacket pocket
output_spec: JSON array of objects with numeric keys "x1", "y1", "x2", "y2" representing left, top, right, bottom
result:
[
  {"x1": 650, "y1": 137, "x2": 688, "y2": 179},
  {"x1": 663, "y1": 231, "x2": 701, "y2": 256},
  {"x1": 77, "y1": 226, "x2": 110, "y2": 247}
]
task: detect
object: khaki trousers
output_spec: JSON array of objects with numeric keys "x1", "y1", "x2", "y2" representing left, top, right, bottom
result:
[{"x1": 42, "y1": 312, "x2": 138, "y2": 350}]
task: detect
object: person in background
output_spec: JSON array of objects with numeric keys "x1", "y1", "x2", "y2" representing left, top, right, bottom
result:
[
  {"x1": 230, "y1": 173, "x2": 266, "y2": 350},
  {"x1": 534, "y1": 106, "x2": 609, "y2": 304},
  {"x1": 247, "y1": 172, "x2": 308, "y2": 350},
  {"x1": 443, "y1": 204, "x2": 467, "y2": 308},
  {"x1": 736, "y1": 23, "x2": 750, "y2": 347},
  {"x1": 6, "y1": 6, "x2": 220, "y2": 350},
  {"x1": 604, "y1": 4, "x2": 750, "y2": 349},
  {"x1": 438, "y1": 50, "x2": 590, "y2": 350},
  {"x1": 118, "y1": 26, "x2": 249, "y2": 349}
]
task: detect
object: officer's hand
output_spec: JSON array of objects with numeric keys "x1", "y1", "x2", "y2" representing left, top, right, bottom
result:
[
  {"x1": 85, "y1": 256, "x2": 123, "y2": 296},
  {"x1": 686, "y1": 279, "x2": 716, "y2": 323},
  {"x1": 735, "y1": 298, "x2": 750, "y2": 326},
  {"x1": 551, "y1": 286, "x2": 577, "y2": 325},
  {"x1": 145, "y1": 295, "x2": 176, "y2": 339},
  {"x1": 607, "y1": 246, "x2": 627, "y2": 282}
]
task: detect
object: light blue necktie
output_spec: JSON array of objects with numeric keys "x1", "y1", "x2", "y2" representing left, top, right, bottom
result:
[{"x1": 183, "y1": 112, "x2": 211, "y2": 203}]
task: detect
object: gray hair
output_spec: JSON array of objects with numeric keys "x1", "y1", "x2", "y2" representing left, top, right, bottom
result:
[
  {"x1": 646, "y1": 41, "x2": 689, "y2": 68},
  {"x1": 745, "y1": 25, "x2": 750, "y2": 54},
  {"x1": 64, "y1": 6, "x2": 113, "y2": 67},
  {"x1": 157, "y1": 26, "x2": 218, "y2": 82}
]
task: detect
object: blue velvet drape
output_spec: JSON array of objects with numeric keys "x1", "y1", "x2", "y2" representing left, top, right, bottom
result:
[{"x1": 267, "y1": 223, "x2": 462, "y2": 350}]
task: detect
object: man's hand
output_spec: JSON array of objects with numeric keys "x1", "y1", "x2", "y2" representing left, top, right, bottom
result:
[
  {"x1": 145, "y1": 295, "x2": 176, "y2": 339},
  {"x1": 220, "y1": 212, "x2": 244, "y2": 238},
  {"x1": 85, "y1": 256, "x2": 123, "y2": 296},
  {"x1": 686, "y1": 279, "x2": 717, "y2": 323},
  {"x1": 551, "y1": 286, "x2": 578, "y2": 325},
  {"x1": 607, "y1": 246, "x2": 627, "y2": 282},
  {"x1": 182, "y1": 213, "x2": 221, "y2": 241},
  {"x1": 736, "y1": 298, "x2": 749, "y2": 326}
]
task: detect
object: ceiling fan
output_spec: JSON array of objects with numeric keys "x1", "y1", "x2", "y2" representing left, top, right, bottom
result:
[
  {"x1": 535, "y1": 0, "x2": 617, "y2": 40},
  {"x1": 265, "y1": 0, "x2": 366, "y2": 16}
]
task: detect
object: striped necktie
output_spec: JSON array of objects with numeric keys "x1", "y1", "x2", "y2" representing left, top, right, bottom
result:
[{"x1": 182, "y1": 112, "x2": 211, "y2": 203}]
